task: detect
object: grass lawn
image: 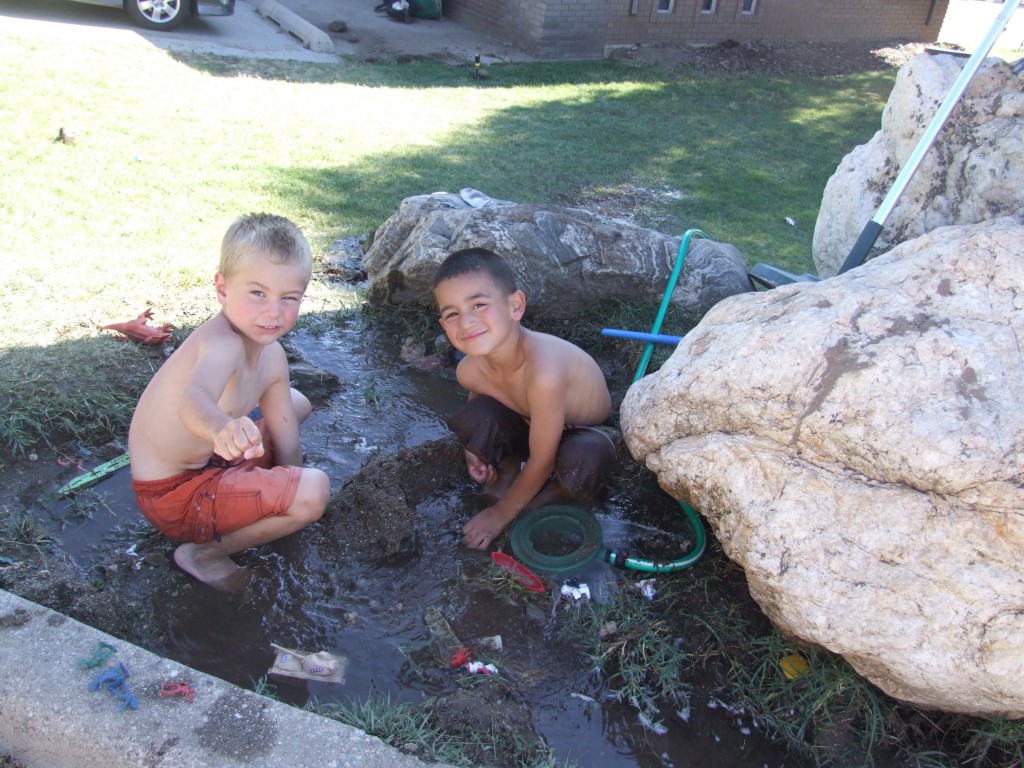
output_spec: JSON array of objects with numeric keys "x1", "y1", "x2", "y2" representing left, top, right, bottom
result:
[{"x1": 0, "y1": 29, "x2": 894, "y2": 456}]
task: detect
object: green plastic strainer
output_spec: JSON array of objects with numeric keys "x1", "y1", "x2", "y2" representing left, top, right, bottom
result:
[{"x1": 510, "y1": 504, "x2": 604, "y2": 573}]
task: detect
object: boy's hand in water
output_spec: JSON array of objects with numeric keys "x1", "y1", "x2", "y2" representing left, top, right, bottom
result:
[
  {"x1": 463, "y1": 504, "x2": 518, "y2": 550},
  {"x1": 214, "y1": 417, "x2": 264, "y2": 461},
  {"x1": 464, "y1": 450, "x2": 496, "y2": 485}
]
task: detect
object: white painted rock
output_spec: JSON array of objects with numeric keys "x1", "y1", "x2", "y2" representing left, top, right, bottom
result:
[
  {"x1": 622, "y1": 217, "x2": 1024, "y2": 717},
  {"x1": 813, "y1": 53, "x2": 1024, "y2": 277}
]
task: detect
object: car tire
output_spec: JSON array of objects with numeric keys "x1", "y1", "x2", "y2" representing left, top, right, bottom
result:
[{"x1": 125, "y1": 0, "x2": 188, "y2": 30}]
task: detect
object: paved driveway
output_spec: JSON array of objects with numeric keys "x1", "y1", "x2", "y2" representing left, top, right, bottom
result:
[
  {"x1": 0, "y1": 0, "x2": 337, "y2": 61},
  {"x1": 0, "y1": 0, "x2": 532, "y2": 62},
  {"x1": 277, "y1": 0, "x2": 533, "y2": 62}
]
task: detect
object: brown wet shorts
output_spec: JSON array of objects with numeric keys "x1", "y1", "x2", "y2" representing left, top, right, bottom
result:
[
  {"x1": 131, "y1": 421, "x2": 302, "y2": 544},
  {"x1": 447, "y1": 395, "x2": 621, "y2": 502}
]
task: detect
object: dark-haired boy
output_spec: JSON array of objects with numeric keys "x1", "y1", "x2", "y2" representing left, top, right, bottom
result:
[{"x1": 432, "y1": 248, "x2": 620, "y2": 550}]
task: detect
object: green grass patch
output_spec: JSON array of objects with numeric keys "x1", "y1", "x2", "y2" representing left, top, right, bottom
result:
[
  {"x1": 557, "y1": 578, "x2": 693, "y2": 724},
  {"x1": 725, "y1": 630, "x2": 899, "y2": 766},
  {"x1": 0, "y1": 338, "x2": 155, "y2": 459},
  {"x1": 313, "y1": 694, "x2": 566, "y2": 767}
]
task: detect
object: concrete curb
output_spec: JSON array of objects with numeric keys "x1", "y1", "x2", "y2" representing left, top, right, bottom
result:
[
  {"x1": 0, "y1": 589, "x2": 444, "y2": 768},
  {"x1": 255, "y1": 0, "x2": 335, "y2": 53}
]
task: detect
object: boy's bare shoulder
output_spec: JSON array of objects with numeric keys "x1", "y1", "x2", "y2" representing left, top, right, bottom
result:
[
  {"x1": 174, "y1": 314, "x2": 246, "y2": 361},
  {"x1": 523, "y1": 329, "x2": 610, "y2": 421},
  {"x1": 257, "y1": 338, "x2": 291, "y2": 376},
  {"x1": 454, "y1": 352, "x2": 483, "y2": 389},
  {"x1": 524, "y1": 329, "x2": 594, "y2": 369},
  {"x1": 189, "y1": 312, "x2": 240, "y2": 347}
]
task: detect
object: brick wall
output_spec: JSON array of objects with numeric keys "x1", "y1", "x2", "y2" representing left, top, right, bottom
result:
[
  {"x1": 443, "y1": 0, "x2": 952, "y2": 59},
  {"x1": 441, "y1": 0, "x2": 539, "y2": 51}
]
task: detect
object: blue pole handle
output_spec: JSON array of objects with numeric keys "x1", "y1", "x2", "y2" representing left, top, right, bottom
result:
[{"x1": 601, "y1": 328, "x2": 684, "y2": 346}]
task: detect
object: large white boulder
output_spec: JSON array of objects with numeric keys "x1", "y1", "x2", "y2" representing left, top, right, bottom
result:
[
  {"x1": 622, "y1": 217, "x2": 1024, "y2": 717},
  {"x1": 813, "y1": 53, "x2": 1024, "y2": 277}
]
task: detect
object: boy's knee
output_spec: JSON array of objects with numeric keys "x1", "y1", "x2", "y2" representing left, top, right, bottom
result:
[
  {"x1": 308, "y1": 468, "x2": 330, "y2": 510},
  {"x1": 291, "y1": 388, "x2": 313, "y2": 424},
  {"x1": 293, "y1": 468, "x2": 330, "y2": 523}
]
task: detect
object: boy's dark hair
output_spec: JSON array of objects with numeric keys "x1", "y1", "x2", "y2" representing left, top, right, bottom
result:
[{"x1": 431, "y1": 248, "x2": 517, "y2": 295}]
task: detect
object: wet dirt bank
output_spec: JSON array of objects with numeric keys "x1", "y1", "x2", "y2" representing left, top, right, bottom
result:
[{"x1": 1, "y1": 429, "x2": 793, "y2": 767}]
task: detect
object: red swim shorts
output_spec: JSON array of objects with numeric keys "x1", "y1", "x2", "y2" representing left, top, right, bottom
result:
[{"x1": 131, "y1": 424, "x2": 302, "y2": 544}]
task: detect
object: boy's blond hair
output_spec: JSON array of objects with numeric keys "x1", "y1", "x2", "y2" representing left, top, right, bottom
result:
[{"x1": 219, "y1": 213, "x2": 312, "y2": 282}]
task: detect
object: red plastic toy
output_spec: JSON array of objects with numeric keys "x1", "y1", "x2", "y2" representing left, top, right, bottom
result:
[
  {"x1": 159, "y1": 680, "x2": 197, "y2": 703},
  {"x1": 449, "y1": 644, "x2": 472, "y2": 668},
  {"x1": 491, "y1": 552, "x2": 546, "y2": 593},
  {"x1": 98, "y1": 309, "x2": 172, "y2": 345}
]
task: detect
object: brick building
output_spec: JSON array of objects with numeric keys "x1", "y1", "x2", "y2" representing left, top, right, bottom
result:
[{"x1": 442, "y1": 0, "x2": 952, "y2": 59}]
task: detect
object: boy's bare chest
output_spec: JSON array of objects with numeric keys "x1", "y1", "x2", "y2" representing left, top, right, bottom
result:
[
  {"x1": 469, "y1": 365, "x2": 531, "y2": 416},
  {"x1": 218, "y1": 366, "x2": 266, "y2": 417}
]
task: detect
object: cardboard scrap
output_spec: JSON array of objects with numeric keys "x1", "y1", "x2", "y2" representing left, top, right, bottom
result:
[{"x1": 268, "y1": 644, "x2": 347, "y2": 684}]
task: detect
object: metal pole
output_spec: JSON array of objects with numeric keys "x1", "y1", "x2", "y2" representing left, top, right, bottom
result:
[{"x1": 838, "y1": 0, "x2": 1022, "y2": 275}]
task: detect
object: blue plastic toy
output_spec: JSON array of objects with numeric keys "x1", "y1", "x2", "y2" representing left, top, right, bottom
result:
[{"x1": 88, "y1": 662, "x2": 139, "y2": 711}]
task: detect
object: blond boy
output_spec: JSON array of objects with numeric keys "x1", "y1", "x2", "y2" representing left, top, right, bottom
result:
[
  {"x1": 129, "y1": 213, "x2": 330, "y2": 590},
  {"x1": 432, "y1": 248, "x2": 619, "y2": 550}
]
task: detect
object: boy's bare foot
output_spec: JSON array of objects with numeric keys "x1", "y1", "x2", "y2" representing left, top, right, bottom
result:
[
  {"x1": 214, "y1": 567, "x2": 259, "y2": 597},
  {"x1": 524, "y1": 476, "x2": 574, "y2": 511},
  {"x1": 462, "y1": 505, "x2": 518, "y2": 550},
  {"x1": 174, "y1": 543, "x2": 251, "y2": 593}
]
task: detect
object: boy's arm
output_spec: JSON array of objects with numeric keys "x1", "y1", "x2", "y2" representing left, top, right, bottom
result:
[
  {"x1": 178, "y1": 336, "x2": 263, "y2": 460},
  {"x1": 257, "y1": 346, "x2": 303, "y2": 467},
  {"x1": 488, "y1": 371, "x2": 565, "y2": 517},
  {"x1": 455, "y1": 363, "x2": 497, "y2": 484}
]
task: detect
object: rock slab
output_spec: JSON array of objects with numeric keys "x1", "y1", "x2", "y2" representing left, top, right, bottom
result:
[{"x1": 364, "y1": 193, "x2": 752, "y2": 319}]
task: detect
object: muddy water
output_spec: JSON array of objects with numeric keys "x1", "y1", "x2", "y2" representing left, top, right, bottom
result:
[{"x1": 44, "y1": 319, "x2": 791, "y2": 768}]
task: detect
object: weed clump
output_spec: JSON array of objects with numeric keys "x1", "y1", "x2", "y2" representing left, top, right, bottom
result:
[
  {"x1": 557, "y1": 578, "x2": 692, "y2": 728},
  {"x1": 0, "y1": 505, "x2": 54, "y2": 559},
  {"x1": 314, "y1": 694, "x2": 566, "y2": 768}
]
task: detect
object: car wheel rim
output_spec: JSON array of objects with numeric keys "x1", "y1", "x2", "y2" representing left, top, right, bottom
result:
[{"x1": 138, "y1": 0, "x2": 182, "y2": 23}]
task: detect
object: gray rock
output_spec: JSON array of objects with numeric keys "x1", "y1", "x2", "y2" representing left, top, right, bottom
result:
[
  {"x1": 289, "y1": 363, "x2": 341, "y2": 405},
  {"x1": 363, "y1": 193, "x2": 752, "y2": 319},
  {"x1": 621, "y1": 217, "x2": 1024, "y2": 717}
]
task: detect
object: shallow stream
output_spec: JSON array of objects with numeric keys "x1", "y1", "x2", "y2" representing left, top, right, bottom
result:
[{"x1": 38, "y1": 318, "x2": 792, "y2": 768}]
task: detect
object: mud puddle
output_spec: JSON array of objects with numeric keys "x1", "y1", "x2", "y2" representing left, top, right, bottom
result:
[{"x1": 17, "y1": 318, "x2": 791, "y2": 768}]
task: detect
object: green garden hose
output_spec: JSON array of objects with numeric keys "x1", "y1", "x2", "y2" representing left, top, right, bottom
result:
[
  {"x1": 609, "y1": 228, "x2": 708, "y2": 573},
  {"x1": 510, "y1": 505, "x2": 605, "y2": 572}
]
